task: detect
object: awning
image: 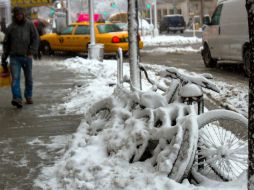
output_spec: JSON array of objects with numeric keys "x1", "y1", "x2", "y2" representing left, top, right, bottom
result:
[{"x1": 10, "y1": 0, "x2": 53, "y2": 8}]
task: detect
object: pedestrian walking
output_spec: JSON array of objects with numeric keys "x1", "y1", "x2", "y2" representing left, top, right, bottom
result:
[{"x1": 1, "y1": 7, "x2": 39, "y2": 108}]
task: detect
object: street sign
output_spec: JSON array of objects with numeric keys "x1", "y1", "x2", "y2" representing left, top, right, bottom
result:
[{"x1": 11, "y1": 0, "x2": 53, "y2": 8}]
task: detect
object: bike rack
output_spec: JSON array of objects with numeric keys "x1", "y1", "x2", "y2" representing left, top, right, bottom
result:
[{"x1": 116, "y1": 48, "x2": 123, "y2": 87}]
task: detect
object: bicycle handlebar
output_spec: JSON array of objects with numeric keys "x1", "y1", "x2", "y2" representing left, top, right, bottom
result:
[{"x1": 159, "y1": 67, "x2": 220, "y2": 93}]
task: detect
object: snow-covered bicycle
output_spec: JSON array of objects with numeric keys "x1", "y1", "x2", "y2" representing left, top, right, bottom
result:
[
  {"x1": 139, "y1": 65, "x2": 248, "y2": 182},
  {"x1": 84, "y1": 56, "x2": 248, "y2": 183}
]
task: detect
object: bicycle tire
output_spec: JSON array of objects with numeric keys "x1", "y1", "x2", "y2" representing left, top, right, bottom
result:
[
  {"x1": 155, "y1": 126, "x2": 184, "y2": 174},
  {"x1": 131, "y1": 110, "x2": 154, "y2": 162},
  {"x1": 85, "y1": 97, "x2": 113, "y2": 135},
  {"x1": 168, "y1": 116, "x2": 199, "y2": 182},
  {"x1": 196, "y1": 109, "x2": 248, "y2": 181}
]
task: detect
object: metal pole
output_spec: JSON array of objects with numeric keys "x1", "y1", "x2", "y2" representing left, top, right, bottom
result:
[
  {"x1": 117, "y1": 48, "x2": 123, "y2": 87},
  {"x1": 153, "y1": 0, "x2": 159, "y2": 36},
  {"x1": 150, "y1": 4, "x2": 153, "y2": 25},
  {"x1": 173, "y1": 0, "x2": 176, "y2": 14},
  {"x1": 150, "y1": 5, "x2": 153, "y2": 36},
  {"x1": 200, "y1": 0, "x2": 204, "y2": 26},
  {"x1": 128, "y1": 0, "x2": 141, "y2": 90},
  {"x1": 88, "y1": 0, "x2": 98, "y2": 60},
  {"x1": 193, "y1": 22, "x2": 196, "y2": 37},
  {"x1": 66, "y1": 0, "x2": 71, "y2": 25},
  {"x1": 80, "y1": 0, "x2": 83, "y2": 12},
  {"x1": 88, "y1": 0, "x2": 96, "y2": 45}
]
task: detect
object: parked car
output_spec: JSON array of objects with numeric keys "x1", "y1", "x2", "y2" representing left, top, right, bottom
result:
[
  {"x1": 201, "y1": 0, "x2": 249, "y2": 76},
  {"x1": 203, "y1": 15, "x2": 211, "y2": 26},
  {"x1": 159, "y1": 14, "x2": 186, "y2": 34},
  {"x1": 40, "y1": 22, "x2": 144, "y2": 56},
  {"x1": 113, "y1": 19, "x2": 152, "y2": 36}
]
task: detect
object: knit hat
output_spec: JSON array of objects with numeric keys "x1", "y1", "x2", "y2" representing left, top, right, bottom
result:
[{"x1": 13, "y1": 7, "x2": 25, "y2": 16}]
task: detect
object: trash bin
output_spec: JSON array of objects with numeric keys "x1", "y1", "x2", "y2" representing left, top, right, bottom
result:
[{"x1": 88, "y1": 43, "x2": 104, "y2": 62}]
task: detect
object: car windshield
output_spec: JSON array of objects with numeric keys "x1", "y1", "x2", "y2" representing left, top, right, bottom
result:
[
  {"x1": 114, "y1": 23, "x2": 128, "y2": 31},
  {"x1": 61, "y1": 26, "x2": 74, "y2": 35},
  {"x1": 166, "y1": 16, "x2": 184, "y2": 24},
  {"x1": 97, "y1": 24, "x2": 123, "y2": 34}
]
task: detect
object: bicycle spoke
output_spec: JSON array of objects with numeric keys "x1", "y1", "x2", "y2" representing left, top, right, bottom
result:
[
  {"x1": 199, "y1": 134, "x2": 214, "y2": 146},
  {"x1": 200, "y1": 128, "x2": 218, "y2": 148},
  {"x1": 213, "y1": 125, "x2": 224, "y2": 145}
]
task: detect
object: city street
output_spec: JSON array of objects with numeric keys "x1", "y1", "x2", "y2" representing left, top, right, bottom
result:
[
  {"x1": 0, "y1": 0, "x2": 251, "y2": 188},
  {"x1": 141, "y1": 45, "x2": 248, "y2": 86},
  {"x1": 0, "y1": 33, "x2": 248, "y2": 189}
]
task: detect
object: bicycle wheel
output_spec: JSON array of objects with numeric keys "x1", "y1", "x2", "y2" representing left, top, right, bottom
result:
[
  {"x1": 130, "y1": 110, "x2": 154, "y2": 162},
  {"x1": 195, "y1": 110, "x2": 248, "y2": 181},
  {"x1": 85, "y1": 98, "x2": 113, "y2": 135},
  {"x1": 155, "y1": 125, "x2": 184, "y2": 174},
  {"x1": 168, "y1": 116, "x2": 199, "y2": 182}
]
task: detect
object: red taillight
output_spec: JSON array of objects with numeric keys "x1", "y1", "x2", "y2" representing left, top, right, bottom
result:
[{"x1": 112, "y1": 36, "x2": 120, "y2": 43}]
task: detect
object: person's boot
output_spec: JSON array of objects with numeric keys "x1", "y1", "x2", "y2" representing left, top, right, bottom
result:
[
  {"x1": 11, "y1": 100, "x2": 23, "y2": 108},
  {"x1": 26, "y1": 98, "x2": 33, "y2": 104}
]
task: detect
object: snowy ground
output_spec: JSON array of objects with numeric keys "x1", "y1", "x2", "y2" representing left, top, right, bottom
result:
[
  {"x1": 0, "y1": 34, "x2": 248, "y2": 189},
  {"x1": 141, "y1": 46, "x2": 202, "y2": 54},
  {"x1": 33, "y1": 57, "x2": 247, "y2": 190},
  {"x1": 142, "y1": 35, "x2": 202, "y2": 47}
]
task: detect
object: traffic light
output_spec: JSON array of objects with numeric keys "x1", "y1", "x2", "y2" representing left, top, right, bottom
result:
[
  {"x1": 111, "y1": 2, "x2": 117, "y2": 9},
  {"x1": 146, "y1": 3, "x2": 151, "y2": 9},
  {"x1": 50, "y1": 7, "x2": 55, "y2": 17}
]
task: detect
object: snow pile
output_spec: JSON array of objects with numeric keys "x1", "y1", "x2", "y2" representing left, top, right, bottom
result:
[
  {"x1": 142, "y1": 35, "x2": 202, "y2": 47},
  {"x1": 34, "y1": 86, "x2": 212, "y2": 189},
  {"x1": 204, "y1": 81, "x2": 248, "y2": 117},
  {"x1": 141, "y1": 46, "x2": 202, "y2": 54},
  {"x1": 50, "y1": 57, "x2": 123, "y2": 114},
  {"x1": 139, "y1": 19, "x2": 153, "y2": 35},
  {"x1": 34, "y1": 57, "x2": 247, "y2": 190}
]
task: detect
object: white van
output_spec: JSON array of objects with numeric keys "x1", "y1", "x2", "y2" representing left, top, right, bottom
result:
[{"x1": 201, "y1": 0, "x2": 250, "y2": 76}]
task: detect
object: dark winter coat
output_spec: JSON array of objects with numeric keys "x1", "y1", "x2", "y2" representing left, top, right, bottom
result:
[
  {"x1": 3, "y1": 18, "x2": 39, "y2": 57},
  {"x1": 0, "y1": 19, "x2": 7, "y2": 34}
]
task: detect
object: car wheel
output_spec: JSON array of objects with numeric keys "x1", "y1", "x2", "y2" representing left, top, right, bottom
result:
[
  {"x1": 41, "y1": 41, "x2": 53, "y2": 55},
  {"x1": 243, "y1": 48, "x2": 250, "y2": 77},
  {"x1": 202, "y1": 44, "x2": 217, "y2": 68}
]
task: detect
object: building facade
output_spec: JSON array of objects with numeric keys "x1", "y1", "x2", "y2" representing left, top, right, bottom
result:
[
  {"x1": 143, "y1": 0, "x2": 217, "y2": 25},
  {"x1": 0, "y1": 0, "x2": 11, "y2": 26}
]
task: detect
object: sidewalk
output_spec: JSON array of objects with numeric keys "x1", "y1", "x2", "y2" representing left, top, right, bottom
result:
[{"x1": 0, "y1": 58, "x2": 83, "y2": 189}]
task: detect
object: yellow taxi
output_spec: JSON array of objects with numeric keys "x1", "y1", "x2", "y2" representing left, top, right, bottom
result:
[{"x1": 40, "y1": 22, "x2": 144, "y2": 55}]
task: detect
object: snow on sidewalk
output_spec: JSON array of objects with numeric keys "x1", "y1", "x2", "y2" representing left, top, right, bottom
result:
[{"x1": 33, "y1": 57, "x2": 247, "y2": 190}]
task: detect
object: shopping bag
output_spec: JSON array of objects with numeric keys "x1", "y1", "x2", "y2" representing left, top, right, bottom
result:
[{"x1": 0, "y1": 66, "x2": 11, "y2": 87}]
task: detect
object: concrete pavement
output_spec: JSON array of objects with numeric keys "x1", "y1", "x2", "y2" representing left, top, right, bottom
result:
[{"x1": 0, "y1": 58, "x2": 83, "y2": 189}]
